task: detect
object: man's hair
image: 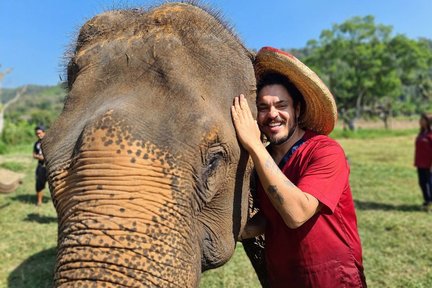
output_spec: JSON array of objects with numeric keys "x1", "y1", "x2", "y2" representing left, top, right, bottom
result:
[
  {"x1": 257, "y1": 72, "x2": 305, "y2": 113},
  {"x1": 35, "y1": 125, "x2": 46, "y2": 132}
]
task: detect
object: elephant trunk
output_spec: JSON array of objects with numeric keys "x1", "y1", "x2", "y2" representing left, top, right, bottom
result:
[{"x1": 49, "y1": 126, "x2": 200, "y2": 287}]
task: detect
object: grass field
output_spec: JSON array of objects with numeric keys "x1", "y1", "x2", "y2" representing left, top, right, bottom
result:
[{"x1": 1, "y1": 129, "x2": 431, "y2": 287}]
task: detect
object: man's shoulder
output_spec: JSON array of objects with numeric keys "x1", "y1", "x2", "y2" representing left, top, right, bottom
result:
[
  {"x1": 298, "y1": 131, "x2": 346, "y2": 163},
  {"x1": 304, "y1": 130, "x2": 341, "y2": 149}
]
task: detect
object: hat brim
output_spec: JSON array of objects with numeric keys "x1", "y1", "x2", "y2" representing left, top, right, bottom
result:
[{"x1": 254, "y1": 47, "x2": 337, "y2": 135}]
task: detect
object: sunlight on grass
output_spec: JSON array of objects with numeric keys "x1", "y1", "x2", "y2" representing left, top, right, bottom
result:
[
  {"x1": 0, "y1": 161, "x2": 26, "y2": 172},
  {"x1": 200, "y1": 243, "x2": 260, "y2": 287},
  {"x1": 0, "y1": 150, "x2": 57, "y2": 288},
  {"x1": 1, "y1": 130, "x2": 432, "y2": 287},
  {"x1": 338, "y1": 133, "x2": 432, "y2": 287}
]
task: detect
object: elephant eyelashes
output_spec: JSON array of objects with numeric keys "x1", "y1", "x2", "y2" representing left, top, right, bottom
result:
[
  {"x1": 193, "y1": 147, "x2": 228, "y2": 212},
  {"x1": 202, "y1": 146, "x2": 228, "y2": 190},
  {"x1": 204, "y1": 151, "x2": 225, "y2": 180}
]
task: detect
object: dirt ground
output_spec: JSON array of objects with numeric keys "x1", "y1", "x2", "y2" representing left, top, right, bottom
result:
[
  {"x1": 0, "y1": 169, "x2": 24, "y2": 193},
  {"x1": 0, "y1": 153, "x2": 30, "y2": 194}
]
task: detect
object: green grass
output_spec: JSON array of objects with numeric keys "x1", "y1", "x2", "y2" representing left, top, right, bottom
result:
[
  {"x1": 330, "y1": 126, "x2": 418, "y2": 139},
  {"x1": 336, "y1": 134, "x2": 432, "y2": 287},
  {"x1": 0, "y1": 162, "x2": 26, "y2": 172},
  {"x1": 1, "y1": 130, "x2": 432, "y2": 287},
  {"x1": 0, "y1": 146, "x2": 57, "y2": 288}
]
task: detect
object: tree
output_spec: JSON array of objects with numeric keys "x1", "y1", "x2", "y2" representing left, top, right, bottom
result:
[
  {"x1": 0, "y1": 66, "x2": 28, "y2": 135},
  {"x1": 0, "y1": 86, "x2": 27, "y2": 134},
  {"x1": 387, "y1": 35, "x2": 432, "y2": 114},
  {"x1": 303, "y1": 16, "x2": 402, "y2": 129}
]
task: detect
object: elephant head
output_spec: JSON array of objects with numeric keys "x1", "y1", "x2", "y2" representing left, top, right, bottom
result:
[{"x1": 43, "y1": 3, "x2": 256, "y2": 287}]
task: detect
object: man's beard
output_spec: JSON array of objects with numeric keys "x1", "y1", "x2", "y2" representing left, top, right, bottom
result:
[{"x1": 267, "y1": 118, "x2": 298, "y2": 146}]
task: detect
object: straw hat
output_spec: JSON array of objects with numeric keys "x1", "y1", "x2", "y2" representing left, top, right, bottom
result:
[{"x1": 254, "y1": 46, "x2": 337, "y2": 135}]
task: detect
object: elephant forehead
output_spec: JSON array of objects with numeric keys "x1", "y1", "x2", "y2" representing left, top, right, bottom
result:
[
  {"x1": 62, "y1": 110, "x2": 184, "y2": 200},
  {"x1": 82, "y1": 110, "x2": 178, "y2": 167},
  {"x1": 49, "y1": 110, "x2": 187, "y2": 206}
]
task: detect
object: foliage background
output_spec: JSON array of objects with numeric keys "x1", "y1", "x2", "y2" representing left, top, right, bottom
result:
[{"x1": 0, "y1": 85, "x2": 65, "y2": 152}]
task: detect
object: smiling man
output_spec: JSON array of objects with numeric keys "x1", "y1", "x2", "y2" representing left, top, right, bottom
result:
[{"x1": 232, "y1": 47, "x2": 366, "y2": 287}]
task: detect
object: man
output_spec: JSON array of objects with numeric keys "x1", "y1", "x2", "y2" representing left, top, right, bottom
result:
[
  {"x1": 414, "y1": 113, "x2": 432, "y2": 210},
  {"x1": 33, "y1": 125, "x2": 47, "y2": 206},
  {"x1": 231, "y1": 47, "x2": 366, "y2": 287}
]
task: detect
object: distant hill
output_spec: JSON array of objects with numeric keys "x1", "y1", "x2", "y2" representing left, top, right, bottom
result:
[{"x1": 1, "y1": 84, "x2": 66, "y2": 127}]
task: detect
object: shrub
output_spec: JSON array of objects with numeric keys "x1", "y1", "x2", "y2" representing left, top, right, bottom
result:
[
  {"x1": 0, "y1": 141, "x2": 7, "y2": 155},
  {"x1": 1, "y1": 120, "x2": 34, "y2": 146}
]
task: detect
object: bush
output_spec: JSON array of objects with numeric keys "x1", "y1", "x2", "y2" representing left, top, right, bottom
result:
[
  {"x1": 1, "y1": 121, "x2": 34, "y2": 146},
  {"x1": 0, "y1": 141, "x2": 7, "y2": 155}
]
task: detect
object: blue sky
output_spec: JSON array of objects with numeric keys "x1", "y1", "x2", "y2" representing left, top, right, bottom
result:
[{"x1": 1, "y1": 0, "x2": 431, "y2": 88}]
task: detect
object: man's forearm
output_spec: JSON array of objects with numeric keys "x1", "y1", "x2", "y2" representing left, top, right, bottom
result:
[
  {"x1": 249, "y1": 146, "x2": 320, "y2": 229},
  {"x1": 240, "y1": 211, "x2": 266, "y2": 240},
  {"x1": 33, "y1": 153, "x2": 44, "y2": 161}
]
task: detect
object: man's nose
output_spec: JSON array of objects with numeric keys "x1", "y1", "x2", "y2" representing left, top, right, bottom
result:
[{"x1": 268, "y1": 107, "x2": 278, "y2": 118}]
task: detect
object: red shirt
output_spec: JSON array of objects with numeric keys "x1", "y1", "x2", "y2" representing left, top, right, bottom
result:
[
  {"x1": 258, "y1": 131, "x2": 365, "y2": 287},
  {"x1": 414, "y1": 131, "x2": 432, "y2": 168}
]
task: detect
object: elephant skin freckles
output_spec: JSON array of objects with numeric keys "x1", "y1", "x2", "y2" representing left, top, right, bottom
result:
[
  {"x1": 42, "y1": 2, "x2": 256, "y2": 287},
  {"x1": 53, "y1": 112, "x2": 199, "y2": 287}
]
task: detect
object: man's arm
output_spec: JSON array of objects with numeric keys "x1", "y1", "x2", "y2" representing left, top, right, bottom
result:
[
  {"x1": 249, "y1": 145, "x2": 321, "y2": 228},
  {"x1": 240, "y1": 211, "x2": 267, "y2": 240},
  {"x1": 32, "y1": 144, "x2": 44, "y2": 161},
  {"x1": 33, "y1": 152, "x2": 44, "y2": 161},
  {"x1": 231, "y1": 95, "x2": 321, "y2": 229}
]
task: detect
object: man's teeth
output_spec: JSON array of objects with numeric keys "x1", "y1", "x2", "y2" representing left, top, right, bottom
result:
[{"x1": 269, "y1": 122, "x2": 282, "y2": 127}]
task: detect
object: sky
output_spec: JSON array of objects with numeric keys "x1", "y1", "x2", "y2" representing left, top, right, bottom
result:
[{"x1": 1, "y1": 0, "x2": 431, "y2": 88}]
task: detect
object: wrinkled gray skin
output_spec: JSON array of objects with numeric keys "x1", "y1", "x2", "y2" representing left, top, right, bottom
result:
[{"x1": 42, "y1": 3, "x2": 257, "y2": 287}]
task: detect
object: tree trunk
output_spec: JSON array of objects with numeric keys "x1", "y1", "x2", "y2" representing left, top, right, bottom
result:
[
  {"x1": 355, "y1": 91, "x2": 364, "y2": 121},
  {"x1": 0, "y1": 86, "x2": 27, "y2": 135},
  {"x1": 341, "y1": 108, "x2": 356, "y2": 131}
]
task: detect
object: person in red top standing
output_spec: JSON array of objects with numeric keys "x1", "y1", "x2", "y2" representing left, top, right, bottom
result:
[
  {"x1": 231, "y1": 47, "x2": 366, "y2": 287},
  {"x1": 414, "y1": 113, "x2": 432, "y2": 210}
]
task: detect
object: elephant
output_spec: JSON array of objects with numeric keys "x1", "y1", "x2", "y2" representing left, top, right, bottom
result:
[{"x1": 42, "y1": 2, "x2": 259, "y2": 287}]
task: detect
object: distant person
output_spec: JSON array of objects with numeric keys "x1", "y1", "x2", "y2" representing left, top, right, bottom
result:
[
  {"x1": 33, "y1": 125, "x2": 47, "y2": 206},
  {"x1": 414, "y1": 113, "x2": 432, "y2": 210}
]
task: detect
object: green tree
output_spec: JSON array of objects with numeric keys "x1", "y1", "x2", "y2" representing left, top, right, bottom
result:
[
  {"x1": 304, "y1": 16, "x2": 402, "y2": 129},
  {"x1": 387, "y1": 35, "x2": 432, "y2": 114}
]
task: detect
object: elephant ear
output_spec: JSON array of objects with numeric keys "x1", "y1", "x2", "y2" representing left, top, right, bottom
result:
[{"x1": 242, "y1": 172, "x2": 270, "y2": 288}]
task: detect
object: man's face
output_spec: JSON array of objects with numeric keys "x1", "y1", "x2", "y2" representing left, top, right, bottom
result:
[
  {"x1": 35, "y1": 129, "x2": 45, "y2": 140},
  {"x1": 420, "y1": 117, "x2": 429, "y2": 130},
  {"x1": 257, "y1": 84, "x2": 299, "y2": 145}
]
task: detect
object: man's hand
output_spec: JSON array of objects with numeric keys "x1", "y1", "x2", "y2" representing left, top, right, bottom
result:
[
  {"x1": 33, "y1": 153, "x2": 44, "y2": 161},
  {"x1": 238, "y1": 211, "x2": 267, "y2": 241},
  {"x1": 231, "y1": 94, "x2": 262, "y2": 153}
]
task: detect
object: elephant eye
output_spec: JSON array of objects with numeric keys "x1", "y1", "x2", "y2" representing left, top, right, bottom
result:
[
  {"x1": 193, "y1": 144, "x2": 228, "y2": 213},
  {"x1": 203, "y1": 146, "x2": 227, "y2": 180}
]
